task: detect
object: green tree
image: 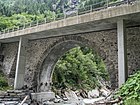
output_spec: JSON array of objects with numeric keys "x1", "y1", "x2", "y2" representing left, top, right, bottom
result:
[{"x1": 52, "y1": 47, "x2": 109, "y2": 91}]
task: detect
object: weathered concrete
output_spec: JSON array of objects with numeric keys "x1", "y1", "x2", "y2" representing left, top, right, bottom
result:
[
  {"x1": 117, "y1": 20, "x2": 128, "y2": 87},
  {"x1": 14, "y1": 37, "x2": 28, "y2": 89},
  {"x1": 31, "y1": 92, "x2": 55, "y2": 102}
]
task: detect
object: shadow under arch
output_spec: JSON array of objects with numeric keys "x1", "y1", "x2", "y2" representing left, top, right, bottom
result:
[{"x1": 33, "y1": 35, "x2": 115, "y2": 92}]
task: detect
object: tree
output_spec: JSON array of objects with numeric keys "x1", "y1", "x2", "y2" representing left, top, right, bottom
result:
[{"x1": 52, "y1": 47, "x2": 109, "y2": 91}]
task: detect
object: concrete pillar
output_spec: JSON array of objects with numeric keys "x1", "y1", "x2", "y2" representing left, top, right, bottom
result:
[
  {"x1": 117, "y1": 19, "x2": 128, "y2": 87},
  {"x1": 14, "y1": 37, "x2": 28, "y2": 90}
]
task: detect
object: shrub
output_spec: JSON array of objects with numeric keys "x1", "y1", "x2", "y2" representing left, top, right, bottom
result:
[
  {"x1": 115, "y1": 70, "x2": 140, "y2": 104},
  {"x1": 124, "y1": 99, "x2": 140, "y2": 105},
  {"x1": 0, "y1": 73, "x2": 10, "y2": 90},
  {"x1": 52, "y1": 47, "x2": 109, "y2": 91}
]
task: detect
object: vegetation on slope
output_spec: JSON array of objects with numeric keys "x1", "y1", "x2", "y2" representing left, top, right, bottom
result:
[
  {"x1": 52, "y1": 47, "x2": 109, "y2": 92},
  {"x1": 115, "y1": 70, "x2": 140, "y2": 104},
  {"x1": 0, "y1": 72, "x2": 11, "y2": 91},
  {"x1": 0, "y1": 0, "x2": 118, "y2": 31}
]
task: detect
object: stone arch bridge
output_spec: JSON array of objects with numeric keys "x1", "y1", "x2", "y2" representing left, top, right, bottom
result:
[{"x1": 0, "y1": 0, "x2": 140, "y2": 99}]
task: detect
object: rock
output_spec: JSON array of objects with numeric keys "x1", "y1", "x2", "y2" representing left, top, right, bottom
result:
[
  {"x1": 83, "y1": 97, "x2": 105, "y2": 105},
  {"x1": 65, "y1": 90, "x2": 78, "y2": 101},
  {"x1": 54, "y1": 98, "x2": 61, "y2": 103},
  {"x1": 0, "y1": 91, "x2": 6, "y2": 95},
  {"x1": 88, "y1": 89, "x2": 99, "y2": 98},
  {"x1": 43, "y1": 101, "x2": 54, "y2": 105},
  {"x1": 63, "y1": 97, "x2": 68, "y2": 101},
  {"x1": 79, "y1": 90, "x2": 88, "y2": 98},
  {"x1": 100, "y1": 87, "x2": 110, "y2": 97},
  {"x1": 56, "y1": 95, "x2": 61, "y2": 99}
]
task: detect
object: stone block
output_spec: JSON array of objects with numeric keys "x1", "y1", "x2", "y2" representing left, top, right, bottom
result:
[{"x1": 31, "y1": 92, "x2": 55, "y2": 102}]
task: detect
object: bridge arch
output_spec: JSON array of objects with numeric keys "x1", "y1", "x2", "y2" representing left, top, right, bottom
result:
[{"x1": 33, "y1": 35, "x2": 115, "y2": 92}]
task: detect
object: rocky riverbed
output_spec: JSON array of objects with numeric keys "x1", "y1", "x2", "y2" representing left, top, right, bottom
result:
[
  {"x1": 0, "y1": 86, "x2": 121, "y2": 105},
  {"x1": 43, "y1": 87, "x2": 121, "y2": 105}
]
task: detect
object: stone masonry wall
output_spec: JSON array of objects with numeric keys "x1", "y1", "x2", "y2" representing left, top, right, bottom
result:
[{"x1": 1, "y1": 26, "x2": 140, "y2": 89}]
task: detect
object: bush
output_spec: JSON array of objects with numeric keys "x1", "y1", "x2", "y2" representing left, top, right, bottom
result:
[
  {"x1": 115, "y1": 70, "x2": 140, "y2": 104},
  {"x1": 124, "y1": 99, "x2": 140, "y2": 105},
  {"x1": 0, "y1": 73, "x2": 10, "y2": 90},
  {"x1": 52, "y1": 47, "x2": 109, "y2": 91}
]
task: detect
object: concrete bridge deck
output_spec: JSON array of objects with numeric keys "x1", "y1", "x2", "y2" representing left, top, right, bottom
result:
[{"x1": 0, "y1": 1, "x2": 140, "y2": 43}]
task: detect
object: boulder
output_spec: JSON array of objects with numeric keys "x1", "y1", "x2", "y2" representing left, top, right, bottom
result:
[
  {"x1": 83, "y1": 97, "x2": 105, "y2": 105},
  {"x1": 88, "y1": 89, "x2": 99, "y2": 98},
  {"x1": 65, "y1": 90, "x2": 78, "y2": 101},
  {"x1": 100, "y1": 87, "x2": 111, "y2": 97}
]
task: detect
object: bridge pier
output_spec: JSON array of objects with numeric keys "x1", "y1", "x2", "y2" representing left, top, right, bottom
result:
[
  {"x1": 117, "y1": 19, "x2": 128, "y2": 87},
  {"x1": 14, "y1": 37, "x2": 28, "y2": 90}
]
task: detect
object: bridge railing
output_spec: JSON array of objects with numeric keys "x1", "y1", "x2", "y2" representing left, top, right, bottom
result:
[{"x1": 0, "y1": 0, "x2": 138, "y2": 35}]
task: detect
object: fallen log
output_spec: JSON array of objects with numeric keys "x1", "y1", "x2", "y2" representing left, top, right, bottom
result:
[{"x1": 19, "y1": 95, "x2": 28, "y2": 105}]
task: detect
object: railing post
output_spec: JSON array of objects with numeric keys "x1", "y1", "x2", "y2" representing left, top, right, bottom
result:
[
  {"x1": 37, "y1": 20, "x2": 39, "y2": 26},
  {"x1": 44, "y1": 18, "x2": 47, "y2": 23},
  {"x1": 127, "y1": 0, "x2": 129, "y2": 4},
  {"x1": 23, "y1": 23, "x2": 25, "y2": 29},
  {"x1": 30, "y1": 23, "x2": 32, "y2": 27},
  {"x1": 90, "y1": 5, "x2": 92, "y2": 12},
  {"x1": 76, "y1": 9, "x2": 79, "y2": 24},
  {"x1": 12, "y1": 27, "x2": 14, "y2": 32},
  {"x1": 5, "y1": 28, "x2": 7, "y2": 33},
  {"x1": 107, "y1": 0, "x2": 109, "y2": 8},
  {"x1": 64, "y1": 13, "x2": 66, "y2": 19},
  {"x1": 77, "y1": 8, "x2": 78, "y2": 16},
  {"x1": 54, "y1": 13, "x2": 56, "y2": 21}
]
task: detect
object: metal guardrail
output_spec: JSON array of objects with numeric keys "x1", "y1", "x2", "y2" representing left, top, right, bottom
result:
[{"x1": 0, "y1": 0, "x2": 138, "y2": 35}]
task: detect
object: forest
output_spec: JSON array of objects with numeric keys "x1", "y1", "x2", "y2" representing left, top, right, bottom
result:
[{"x1": 0, "y1": 0, "x2": 118, "y2": 31}]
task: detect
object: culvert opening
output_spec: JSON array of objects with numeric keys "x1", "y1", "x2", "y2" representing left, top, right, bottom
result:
[{"x1": 52, "y1": 46, "x2": 111, "y2": 98}]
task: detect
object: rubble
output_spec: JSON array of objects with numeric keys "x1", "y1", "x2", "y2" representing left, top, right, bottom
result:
[
  {"x1": 87, "y1": 89, "x2": 100, "y2": 98},
  {"x1": 83, "y1": 97, "x2": 105, "y2": 105},
  {"x1": 0, "y1": 85, "x2": 121, "y2": 105}
]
